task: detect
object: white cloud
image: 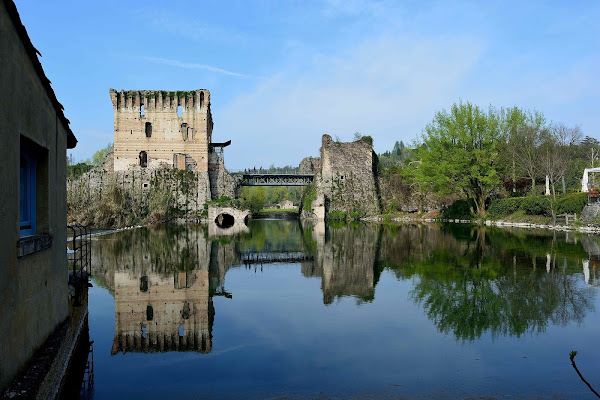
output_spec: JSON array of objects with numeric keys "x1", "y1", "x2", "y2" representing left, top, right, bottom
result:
[
  {"x1": 142, "y1": 56, "x2": 248, "y2": 78},
  {"x1": 217, "y1": 34, "x2": 484, "y2": 169}
]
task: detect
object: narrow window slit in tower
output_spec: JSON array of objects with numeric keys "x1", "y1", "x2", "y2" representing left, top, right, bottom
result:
[
  {"x1": 139, "y1": 151, "x2": 148, "y2": 168},
  {"x1": 145, "y1": 122, "x2": 152, "y2": 138},
  {"x1": 140, "y1": 104, "x2": 145, "y2": 117},
  {"x1": 177, "y1": 105, "x2": 182, "y2": 118},
  {"x1": 181, "y1": 123, "x2": 189, "y2": 141}
]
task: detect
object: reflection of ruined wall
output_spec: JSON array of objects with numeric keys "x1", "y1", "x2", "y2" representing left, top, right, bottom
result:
[
  {"x1": 91, "y1": 226, "x2": 212, "y2": 294},
  {"x1": 91, "y1": 226, "x2": 244, "y2": 355},
  {"x1": 110, "y1": 89, "x2": 213, "y2": 172},
  {"x1": 304, "y1": 223, "x2": 381, "y2": 304},
  {"x1": 91, "y1": 227, "x2": 215, "y2": 353},
  {"x1": 314, "y1": 135, "x2": 380, "y2": 217},
  {"x1": 111, "y1": 270, "x2": 213, "y2": 354}
]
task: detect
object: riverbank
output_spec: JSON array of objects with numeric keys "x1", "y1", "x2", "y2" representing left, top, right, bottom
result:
[
  {"x1": 364, "y1": 213, "x2": 600, "y2": 234},
  {"x1": 253, "y1": 209, "x2": 300, "y2": 220},
  {"x1": 1, "y1": 274, "x2": 89, "y2": 400}
]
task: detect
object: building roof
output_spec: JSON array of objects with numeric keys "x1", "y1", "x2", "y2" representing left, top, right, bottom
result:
[{"x1": 3, "y1": 0, "x2": 77, "y2": 149}]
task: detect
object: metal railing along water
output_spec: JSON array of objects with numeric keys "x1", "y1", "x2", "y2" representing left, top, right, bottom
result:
[{"x1": 67, "y1": 225, "x2": 92, "y2": 302}]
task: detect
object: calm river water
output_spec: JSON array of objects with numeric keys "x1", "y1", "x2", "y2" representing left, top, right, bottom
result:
[{"x1": 71, "y1": 220, "x2": 600, "y2": 399}]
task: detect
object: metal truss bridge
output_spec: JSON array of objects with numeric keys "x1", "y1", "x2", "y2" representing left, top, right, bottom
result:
[
  {"x1": 240, "y1": 251, "x2": 314, "y2": 265},
  {"x1": 239, "y1": 173, "x2": 314, "y2": 186}
]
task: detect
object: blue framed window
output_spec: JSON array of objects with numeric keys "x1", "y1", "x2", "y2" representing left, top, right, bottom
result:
[{"x1": 20, "y1": 148, "x2": 36, "y2": 237}]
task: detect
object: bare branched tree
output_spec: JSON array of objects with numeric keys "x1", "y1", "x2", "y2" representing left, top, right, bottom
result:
[
  {"x1": 539, "y1": 123, "x2": 583, "y2": 198},
  {"x1": 512, "y1": 124, "x2": 543, "y2": 195},
  {"x1": 501, "y1": 109, "x2": 545, "y2": 194}
]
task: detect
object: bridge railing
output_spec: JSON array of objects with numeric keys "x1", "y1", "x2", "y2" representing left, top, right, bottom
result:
[
  {"x1": 229, "y1": 169, "x2": 310, "y2": 175},
  {"x1": 241, "y1": 174, "x2": 314, "y2": 186}
]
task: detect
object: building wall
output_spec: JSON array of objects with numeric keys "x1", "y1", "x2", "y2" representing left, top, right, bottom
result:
[
  {"x1": 0, "y1": 1, "x2": 69, "y2": 390},
  {"x1": 110, "y1": 89, "x2": 213, "y2": 172}
]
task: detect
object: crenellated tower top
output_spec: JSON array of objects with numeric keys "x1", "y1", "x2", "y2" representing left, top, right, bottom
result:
[{"x1": 109, "y1": 88, "x2": 210, "y2": 113}]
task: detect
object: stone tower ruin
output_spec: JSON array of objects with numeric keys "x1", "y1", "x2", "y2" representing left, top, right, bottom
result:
[{"x1": 109, "y1": 89, "x2": 213, "y2": 172}]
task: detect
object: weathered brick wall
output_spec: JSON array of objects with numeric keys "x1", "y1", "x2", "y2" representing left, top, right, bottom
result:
[
  {"x1": 110, "y1": 89, "x2": 213, "y2": 172},
  {"x1": 314, "y1": 134, "x2": 380, "y2": 217}
]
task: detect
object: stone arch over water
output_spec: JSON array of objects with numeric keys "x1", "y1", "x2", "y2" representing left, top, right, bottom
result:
[{"x1": 215, "y1": 213, "x2": 235, "y2": 228}]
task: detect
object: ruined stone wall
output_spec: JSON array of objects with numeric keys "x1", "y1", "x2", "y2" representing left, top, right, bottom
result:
[
  {"x1": 110, "y1": 89, "x2": 213, "y2": 172},
  {"x1": 67, "y1": 168, "x2": 209, "y2": 226},
  {"x1": 299, "y1": 156, "x2": 321, "y2": 175},
  {"x1": 313, "y1": 135, "x2": 380, "y2": 217},
  {"x1": 208, "y1": 151, "x2": 243, "y2": 199}
]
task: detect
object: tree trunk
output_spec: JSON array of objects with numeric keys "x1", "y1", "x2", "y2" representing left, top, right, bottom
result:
[
  {"x1": 531, "y1": 177, "x2": 536, "y2": 196},
  {"x1": 512, "y1": 157, "x2": 516, "y2": 193},
  {"x1": 475, "y1": 194, "x2": 486, "y2": 217},
  {"x1": 562, "y1": 176, "x2": 566, "y2": 195}
]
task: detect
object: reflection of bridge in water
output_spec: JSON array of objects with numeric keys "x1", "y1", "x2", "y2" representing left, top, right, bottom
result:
[{"x1": 240, "y1": 251, "x2": 314, "y2": 265}]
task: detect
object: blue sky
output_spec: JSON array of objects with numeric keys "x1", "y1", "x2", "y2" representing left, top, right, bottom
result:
[{"x1": 15, "y1": 0, "x2": 600, "y2": 169}]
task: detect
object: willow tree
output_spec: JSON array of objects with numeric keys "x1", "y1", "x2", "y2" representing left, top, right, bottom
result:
[{"x1": 415, "y1": 101, "x2": 502, "y2": 217}]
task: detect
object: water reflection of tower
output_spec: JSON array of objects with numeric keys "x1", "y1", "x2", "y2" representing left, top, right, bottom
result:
[
  {"x1": 111, "y1": 269, "x2": 213, "y2": 354},
  {"x1": 302, "y1": 222, "x2": 379, "y2": 304}
]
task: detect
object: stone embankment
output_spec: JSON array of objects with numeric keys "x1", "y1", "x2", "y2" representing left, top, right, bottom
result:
[{"x1": 365, "y1": 215, "x2": 600, "y2": 234}]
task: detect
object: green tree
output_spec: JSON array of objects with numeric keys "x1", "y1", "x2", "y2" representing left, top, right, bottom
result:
[
  {"x1": 415, "y1": 101, "x2": 503, "y2": 216},
  {"x1": 92, "y1": 143, "x2": 113, "y2": 166},
  {"x1": 499, "y1": 108, "x2": 545, "y2": 194},
  {"x1": 240, "y1": 187, "x2": 266, "y2": 213}
]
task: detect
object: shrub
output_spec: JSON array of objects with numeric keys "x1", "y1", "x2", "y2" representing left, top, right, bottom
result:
[
  {"x1": 327, "y1": 211, "x2": 347, "y2": 221},
  {"x1": 302, "y1": 185, "x2": 317, "y2": 213},
  {"x1": 556, "y1": 192, "x2": 588, "y2": 215},
  {"x1": 520, "y1": 196, "x2": 551, "y2": 216},
  {"x1": 488, "y1": 197, "x2": 523, "y2": 218},
  {"x1": 442, "y1": 199, "x2": 474, "y2": 220}
]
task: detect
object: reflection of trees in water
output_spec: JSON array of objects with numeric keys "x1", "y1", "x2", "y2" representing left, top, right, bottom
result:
[
  {"x1": 93, "y1": 221, "x2": 597, "y2": 344},
  {"x1": 378, "y1": 225, "x2": 595, "y2": 341},
  {"x1": 238, "y1": 220, "x2": 306, "y2": 253},
  {"x1": 92, "y1": 224, "x2": 212, "y2": 292}
]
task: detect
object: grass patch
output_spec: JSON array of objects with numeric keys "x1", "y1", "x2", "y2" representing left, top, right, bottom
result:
[{"x1": 499, "y1": 210, "x2": 553, "y2": 225}]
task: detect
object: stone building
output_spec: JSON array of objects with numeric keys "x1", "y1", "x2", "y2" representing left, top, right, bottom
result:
[
  {"x1": 0, "y1": 0, "x2": 77, "y2": 392},
  {"x1": 109, "y1": 89, "x2": 213, "y2": 172},
  {"x1": 107, "y1": 88, "x2": 237, "y2": 204}
]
